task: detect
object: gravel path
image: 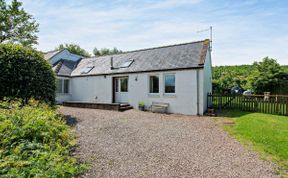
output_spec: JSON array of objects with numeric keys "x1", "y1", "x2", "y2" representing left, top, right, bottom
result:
[{"x1": 59, "y1": 107, "x2": 276, "y2": 178}]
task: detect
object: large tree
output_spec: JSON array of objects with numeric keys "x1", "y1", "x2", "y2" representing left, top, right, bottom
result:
[
  {"x1": 56, "y1": 43, "x2": 91, "y2": 57},
  {"x1": 0, "y1": 0, "x2": 39, "y2": 46},
  {"x1": 252, "y1": 57, "x2": 282, "y2": 94},
  {"x1": 93, "y1": 47, "x2": 122, "y2": 56}
]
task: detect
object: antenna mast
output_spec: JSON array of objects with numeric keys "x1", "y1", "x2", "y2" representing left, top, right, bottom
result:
[
  {"x1": 197, "y1": 26, "x2": 213, "y2": 52},
  {"x1": 210, "y1": 26, "x2": 212, "y2": 52}
]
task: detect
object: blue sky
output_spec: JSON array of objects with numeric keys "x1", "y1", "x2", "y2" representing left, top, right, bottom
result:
[{"x1": 20, "y1": 0, "x2": 288, "y2": 65}]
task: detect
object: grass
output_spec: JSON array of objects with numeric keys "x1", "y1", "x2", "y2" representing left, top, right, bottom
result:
[{"x1": 217, "y1": 110, "x2": 288, "y2": 176}]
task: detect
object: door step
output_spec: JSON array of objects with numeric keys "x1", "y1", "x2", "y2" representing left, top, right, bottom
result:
[{"x1": 119, "y1": 104, "x2": 133, "y2": 111}]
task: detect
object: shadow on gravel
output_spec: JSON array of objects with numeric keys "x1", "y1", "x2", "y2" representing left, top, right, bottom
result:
[{"x1": 63, "y1": 115, "x2": 78, "y2": 127}]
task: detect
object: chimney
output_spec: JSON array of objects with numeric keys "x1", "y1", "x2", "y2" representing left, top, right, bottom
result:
[{"x1": 110, "y1": 56, "x2": 113, "y2": 70}]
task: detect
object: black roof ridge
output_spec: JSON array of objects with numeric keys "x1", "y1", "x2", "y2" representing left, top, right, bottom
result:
[{"x1": 84, "y1": 39, "x2": 209, "y2": 59}]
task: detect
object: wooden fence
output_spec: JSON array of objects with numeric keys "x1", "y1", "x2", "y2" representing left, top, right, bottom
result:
[{"x1": 207, "y1": 93, "x2": 288, "y2": 116}]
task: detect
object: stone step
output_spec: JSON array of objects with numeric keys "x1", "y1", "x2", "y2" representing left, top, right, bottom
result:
[
  {"x1": 120, "y1": 103, "x2": 130, "y2": 107},
  {"x1": 119, "y1": 104, "x2": 133, "y2": 111}
]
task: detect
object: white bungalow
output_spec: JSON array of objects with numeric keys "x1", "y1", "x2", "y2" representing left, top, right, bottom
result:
[{"x1": 44, "y1": 39, "x2": 212, "y2": 115}]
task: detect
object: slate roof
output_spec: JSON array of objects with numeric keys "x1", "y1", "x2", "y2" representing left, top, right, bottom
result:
[
  {"x1": 52, "y1": 59, "x2": 78, "y2": 77},
  {"x1": 44, "y1": 49, "x2": 64, "y2": 60},
  {"x1": 71, "y1": 39, "x2": 210, "y2": 77}
]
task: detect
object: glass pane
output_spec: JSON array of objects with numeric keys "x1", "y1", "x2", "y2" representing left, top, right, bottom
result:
[
  {"x1": 64, "y1": 79, "x2": 69, "y2": 93},
  {"x1": 120, "y1": 78, "x2": 128, "y2": 92},
  {"x1": 149, "y1": 76, "x2": 159, "y2": 93},
  {"x1": 56, "y1": 79, "x2": 62, "y2": 93},
  {"x1": 81, "y1": 66, "x2": 94, "y2": 74},
  {"x1": 165, "y1": 74, "x2": 175, "y2": 93},
  {"x1": 120, "y1": 60, "x2": 134, "y2": 68}
]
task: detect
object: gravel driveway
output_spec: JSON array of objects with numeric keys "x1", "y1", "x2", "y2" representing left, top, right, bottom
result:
[{"x1": 59, "y1": 107, "x2": 276, "y2": 178}]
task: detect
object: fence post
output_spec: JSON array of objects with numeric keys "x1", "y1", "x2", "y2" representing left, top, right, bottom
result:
[
  {"x1": 286, "y1": 97, "x2": 288, "y2": 116},
  {"x1": 207, "y1": 93, "x2": 209, "y2": 110},
  {"x1": 275, "y1": 95, "x2": 278, "y2": 114},
  {"x1": 255, "y1": 97, "x2": 258, "y2": 112},
  {"x1": 219, "y1": 94, "x2": 222, "y2": 112}
]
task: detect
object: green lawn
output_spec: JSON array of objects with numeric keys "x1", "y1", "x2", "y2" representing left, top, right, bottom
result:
[{"x1": 218, "y1": 110, "x2": 288, "y2": 176}]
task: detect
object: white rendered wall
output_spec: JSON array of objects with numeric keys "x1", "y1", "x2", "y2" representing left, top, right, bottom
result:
[
  {"x1": 71, "y1": 75, "x2": 112, "y2": 103},
  {"x1": 202, "y1": 50, "x2": 213, "y2": 113},
  {"x1": 56, "y1": 94, "x2": 72, "y2": 104},
  {"x1": 71, "y1": 70, "x2": 203, "y2": 115},
  {"x1": 127, "y1": 70, "x2": 199, "y2": 115}
]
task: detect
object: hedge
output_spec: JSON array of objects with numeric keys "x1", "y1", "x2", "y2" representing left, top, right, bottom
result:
[{"x1": 0, "y1": 43, "x2": 56, "y2": 103}]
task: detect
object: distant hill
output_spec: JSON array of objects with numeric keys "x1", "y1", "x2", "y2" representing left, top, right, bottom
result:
[{"x1": 212, "y1": 65, "x2": 288, "y2": 93}]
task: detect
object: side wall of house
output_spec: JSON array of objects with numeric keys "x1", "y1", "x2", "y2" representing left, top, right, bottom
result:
[
  {"x1": 71, "y1": 69, "x2": 203, "y2": 115},
  {"x1": 202, "y1": 50, "x2": 212, "y2": 113}
]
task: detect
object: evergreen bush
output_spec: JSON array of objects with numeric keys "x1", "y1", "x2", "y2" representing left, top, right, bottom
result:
[{"x1": 0, "y1": 44, "x2": 56, "y2": 103}]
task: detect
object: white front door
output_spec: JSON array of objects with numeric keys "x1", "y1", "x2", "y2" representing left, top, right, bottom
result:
[{"x1": 115, "y1": 77, "x2": 128, "y2": 103}]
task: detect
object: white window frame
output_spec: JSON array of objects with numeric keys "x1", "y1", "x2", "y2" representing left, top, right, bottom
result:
[
  {"x1": 163, "y1": 73, "x2": 176, "y2": 95},
  {"x1": 56, "y1": 78, "x2": 70, "y2": 94},
  {"x1": 81, "y1": 66, "x2": 94, "y2": 74},
  {"x1": 148, "y1": 74, "x2": 160, "y2": 95}
]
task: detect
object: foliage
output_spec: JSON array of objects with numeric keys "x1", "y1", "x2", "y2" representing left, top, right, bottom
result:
[
  {"x1": 55, "y1": 44, "x2": 122, "y2": 57},
  {"x1": 138, "y1": 101, "x2": 145, "y2": 107},
  {"x1": 93, "y1": 47, "x2": 122, "y2": 56},
  {"x1": 0, "y1": 43, "x2": 56, "y2": 103},
  {"x1": 212, "y1": 58, "x2": 288, "y2": 94},
  {"x1": 212, "y1": 65, "x2": 256, "y2": 94},
  {"x1": 283, "y1": 65, "x2": 288, "y2": 73},
  {"x1": 0, "y1": 99, "x2": 87, "y2": 177},
  {"x1": 56, "y1": 43, "x2": 91, "y2": 57},
  {"x1": 0, "y1": 0, "x2": 39, "y2": 46},
  {"x1": 253, "y1": 57, "x2": 283, "y2": 94},
  {"x1": 219, "y1": 110, "x2": 288, "y2": 176}
]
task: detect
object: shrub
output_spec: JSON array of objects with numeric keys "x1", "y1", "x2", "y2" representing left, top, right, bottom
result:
[
  {"x1": 0, "y1": 99, "x2": 86, "y2": 177},
  {"x1": 0, "y1": 44, "x2": 56, "y2": 103},
  {"x1": 138, "y1": 101, "x2": 145, "y2": 107}
]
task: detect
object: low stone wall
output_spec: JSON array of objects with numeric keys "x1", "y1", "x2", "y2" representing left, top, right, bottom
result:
[{"x1": 63, "y1": 101, "x2": 120, "y2": 111}]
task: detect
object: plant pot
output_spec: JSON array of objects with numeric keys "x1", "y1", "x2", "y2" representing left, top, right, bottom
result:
[{"x1": 138, "y1": 105, "x2": 145, "y2": 111}]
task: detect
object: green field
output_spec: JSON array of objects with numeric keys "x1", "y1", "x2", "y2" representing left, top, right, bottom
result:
[{"x1": 217, "y1": 110, "x2": 288, "y2": 176}]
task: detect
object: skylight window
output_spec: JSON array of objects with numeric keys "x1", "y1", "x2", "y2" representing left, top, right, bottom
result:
[
  {"x1": 81, "y1": 66, "x2": 94, "y2": 74},
  {"x1": 120, "y1": 59, "x2": 134, "y2": 68}
]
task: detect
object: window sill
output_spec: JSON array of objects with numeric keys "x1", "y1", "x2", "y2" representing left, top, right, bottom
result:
[
  {"x1": 148, "y1": 93, "x2": 160, "y2": 97},
  {"x1": 163, "y1": 93, "x2": 176, "y2": 98}
]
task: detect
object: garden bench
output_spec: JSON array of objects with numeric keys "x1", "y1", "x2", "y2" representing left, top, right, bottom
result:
[{"x1": 151, "y1": 102, "x2": 169, "y2": 113}]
